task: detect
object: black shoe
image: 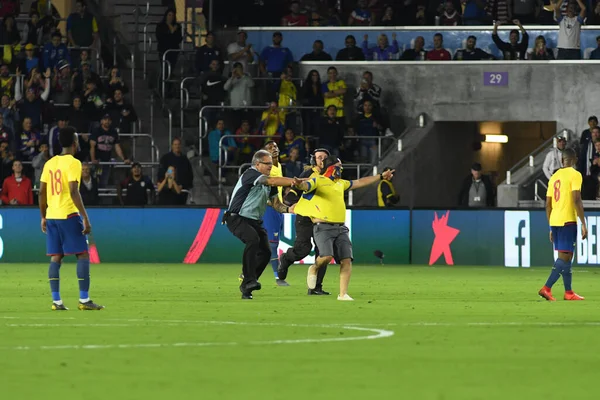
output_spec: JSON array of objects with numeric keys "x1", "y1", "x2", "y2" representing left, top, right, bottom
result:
[
  {"x1": 308, "y1": 288, "x2": 331, "y2": 295},
  {"x1": 241, "y1": 292, "x2": 253, "y2": 300},
  {"x1": 277, "y1": 254, "x2": 291, "y2": 281},
  {"x1": 245, "y1": 281, "x2": 262, "y2": 293}
]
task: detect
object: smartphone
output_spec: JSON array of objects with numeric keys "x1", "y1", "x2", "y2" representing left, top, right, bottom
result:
[{"x1": 167, "y1": 168, "x2": 173, "y2": 175}]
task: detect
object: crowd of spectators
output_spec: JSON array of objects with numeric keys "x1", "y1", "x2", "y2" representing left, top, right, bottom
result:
[
  {"x1": 0, "y1": 0, "x2": 188, "y2": 206},
  {"x1": 210, "y1": 0, "x2": 600, "y2": 28},
  {"x1": 157, "y1": 23, "x2": 397, "y2": 180}
]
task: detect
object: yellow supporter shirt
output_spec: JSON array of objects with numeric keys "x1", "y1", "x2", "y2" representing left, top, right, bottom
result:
[
  {"x1": 40, "y1": 154, "x2": 81, "y2": 219},
  {"x1": 260, "y1": 110, "x2": 286, "y2": 138},
  {"x1": 323, "y1": 79, "x2": 346, "y2": 118},
  {"x1": 294, "y1": 175, "x2": 352, "y2": 223},
  {"x1": 278, "y1": 80, "x2": 297, "y2": 111},
  {"x1": 546, "y1": 167, "x2": 582, "y2": 227},
  {"x1": 270, "y1": 161, "x2": 283, "y2": 202}
]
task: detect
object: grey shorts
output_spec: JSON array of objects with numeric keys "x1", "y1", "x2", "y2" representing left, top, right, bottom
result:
[{"x1": 313, "y1": 223, "x2": 353, "y2": 261}]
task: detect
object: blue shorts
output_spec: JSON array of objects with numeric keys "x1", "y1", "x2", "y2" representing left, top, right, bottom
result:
[
  {"x1": 46, "y1": 214, "x2": 89, "y2": 256},
  {"x1": 263, "y1": 206, "x2": 284, "y2": 243},
  {"x1": 551, "y1": 223, "x2": 577, "y2": 253}
]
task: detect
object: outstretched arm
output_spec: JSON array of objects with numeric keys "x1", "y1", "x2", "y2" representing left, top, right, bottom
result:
[
  {"x1": 257, "y1": 175, "x2": 294, "y2": 187},
  {"x1": 351, "y1": 169, "x2": 395, "y2": 190}
]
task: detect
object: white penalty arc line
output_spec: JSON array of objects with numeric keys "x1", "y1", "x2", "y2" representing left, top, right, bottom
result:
[{"x1": 0, "y1": 320, "x2": 394, "y2": 351}]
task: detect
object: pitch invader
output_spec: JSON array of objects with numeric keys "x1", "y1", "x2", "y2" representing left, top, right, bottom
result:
[
  {"x1": 539, "y1": 148, "x2": 587, "y2": 301},
  {"x1": 39, "y1": 127, "x2": 104, "y2": 310}
]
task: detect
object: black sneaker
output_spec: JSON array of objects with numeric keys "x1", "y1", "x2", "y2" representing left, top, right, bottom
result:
[
  {"x1": 277, "y1": 254, "x2": 291, "y2": 280},
  {"x1": 241, "y1": 292, "x2": 253, "y2": 300},
  {"x1": 276, "y1": 279, "x2": 290, "y2": 286},
  {"x1": 78, "y1": 300, "x2": 105, "y2": 310},
  {"x1": 245, "y1": 281, "x2": 262, "y2": 293},
  {"x1": 308, "y1": 288, "x2": 331, "y2": 296},
  {"x1": 51, "y1": 303, "x2": 68, "y2": 311}
]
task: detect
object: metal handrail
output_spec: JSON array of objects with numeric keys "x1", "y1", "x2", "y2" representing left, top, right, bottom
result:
[
  {"x1": 506, "y1": 129, "x2": 573, "y2": 184},
  {"x1": 167, "y1": 108, "x2": 173, "y2": 145},
  {"x1": 180, "y1": 76, "x2": 197, "y2": 110},
  {"x1": 160, "y1": 49, "x2": 195, "y2": 98},
  {"x1": 534, "y1": 179, "x2": 548, "y2": 201}
]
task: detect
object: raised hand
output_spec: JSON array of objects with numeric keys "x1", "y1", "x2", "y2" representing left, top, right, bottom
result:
[{"x1": 382, "y1": 169, "x2": 395, "y2": 180}]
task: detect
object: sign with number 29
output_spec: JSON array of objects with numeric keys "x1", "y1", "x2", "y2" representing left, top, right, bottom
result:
[{"x1": 483, "y1": 72, "x2": 508, "y2": 87}]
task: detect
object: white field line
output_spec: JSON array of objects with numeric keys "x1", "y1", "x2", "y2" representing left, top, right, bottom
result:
[{"x1": 0, "y1": 320, "x2": 394, "y2": 351}]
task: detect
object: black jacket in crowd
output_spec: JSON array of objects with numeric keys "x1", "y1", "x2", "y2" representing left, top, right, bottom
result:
[{"x1": 458, "y1": 174, "x2": 496, "y2": 207}]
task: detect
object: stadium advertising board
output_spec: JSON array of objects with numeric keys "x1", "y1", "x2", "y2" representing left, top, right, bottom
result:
[
  {"x1": 0, "y1": 208, "x2": 410, "y2": 264},
  {"x1": 504, "y1": 210, "x2": 600, "y2": 267},
  {"x1": 411, "y1": 210, "x2": 505, "y2": 266},
  {"x1": 413, "y1": 209, "x2": 600, "y2": 267}
]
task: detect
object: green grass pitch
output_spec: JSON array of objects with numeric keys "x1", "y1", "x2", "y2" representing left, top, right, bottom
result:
[{"x1": 1, "y1": 263, "x2": 600, "y2": 400}]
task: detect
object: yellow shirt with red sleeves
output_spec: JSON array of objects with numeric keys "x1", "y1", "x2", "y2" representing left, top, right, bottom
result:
[
  {"x1": 294, "y1": 175, "x2": 352, "y2": 223},
  {"x1": 546, "y1": 166, "x2": 582, "y2": 227},
  {"x1": 270, "y1": 160, "x2": 283, "y2": 202},
  {"x1": 40, "y1": 154, "x2": 81, "y2": 219}
]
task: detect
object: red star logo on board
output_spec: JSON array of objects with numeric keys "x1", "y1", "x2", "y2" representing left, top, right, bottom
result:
[{"x1": 429, "y1": 211, "x2": 460, "y2": 265}]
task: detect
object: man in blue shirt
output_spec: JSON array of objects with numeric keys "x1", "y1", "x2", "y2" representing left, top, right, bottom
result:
[
  {"x1": 260, "y1": 31, "x2": 293, "y2": 101},
  {"x1": 43, "y1": 32, "x2": 71, "y2": 70},
  {"x1": 208, "y1": 118, "x2": 237, "y2": 165}
]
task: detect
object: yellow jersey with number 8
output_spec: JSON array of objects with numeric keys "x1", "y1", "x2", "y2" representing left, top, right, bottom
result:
[
  {"x1": 40, "y1": 154, "x2": 81, "y2": 219},
  {"x1": 546, "y1": 167, "x2": 582, "y2": 227}
]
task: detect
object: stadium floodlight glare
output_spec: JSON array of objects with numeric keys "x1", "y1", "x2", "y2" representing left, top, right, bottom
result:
[{"x1": 485, "y1": 134, "x2": 508, "y2": 143}]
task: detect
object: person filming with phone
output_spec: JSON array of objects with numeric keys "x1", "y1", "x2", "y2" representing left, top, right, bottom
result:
[{"x1": 157, "y1": 165, "x2": 183, "y2": 205}]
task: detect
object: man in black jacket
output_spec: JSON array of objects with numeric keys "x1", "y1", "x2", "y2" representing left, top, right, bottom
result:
[
  {"x1": 195, "y1": 31, "x2": 223, "y2": 74},
  {"x1": 318, "y1": 105, "x2": 345, "y2": 156},
  {"x1": 278, "y1": 148, "x2": 331, "y2": 295},
  {"x1": 491, "y1": 20, "x2": 529, "y2": 60},
  {"x1": 335, "y1": 35, "x2": 365, "y2": 61},
  {"x1": 458, "y1": 163, "x2": 495, "y2": 207},
  {"x1": 200, "y1": 59, "x2": 226, "y2": 125}
]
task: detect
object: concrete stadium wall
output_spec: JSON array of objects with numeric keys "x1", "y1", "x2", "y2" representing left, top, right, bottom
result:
[{"x1": 298, "y1": 61, "x2": 599, "y2": 136}]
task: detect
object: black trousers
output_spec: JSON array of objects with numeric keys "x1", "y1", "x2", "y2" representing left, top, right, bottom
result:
[
  {"x1": 282, "y1": 215, "x2": 328, "y2": 289},
  {"x1": 226, "y1": 214, "x2": 270, "y2": 287}
]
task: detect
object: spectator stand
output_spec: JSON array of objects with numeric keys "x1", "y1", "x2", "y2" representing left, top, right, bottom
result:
[{"x1": 239, "y1": 25, "x2": 600, "y2": 63}]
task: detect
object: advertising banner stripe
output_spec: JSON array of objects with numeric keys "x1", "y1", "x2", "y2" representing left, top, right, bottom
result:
[{"x1": 183, "y1": 208, "x2": 221, "y2": 264}]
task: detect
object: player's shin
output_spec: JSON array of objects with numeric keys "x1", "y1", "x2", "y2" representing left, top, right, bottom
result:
[
  {"x1": 544, "y1": 258, "x2": 564, "y2": 289},
  {"x1": 76, "y1": 256, "x2": 91, "y2": 302},
  {"x1": 269, "y1": 241, "x2": 279, "y2": 278},
  {"x1": 561, "y1": 260, "x2": 573, "y2": 292},
  {"x1": 48, "y1": 261, "x2": 62, "y2": 303},
  {"x1": 339, "y1": 259, "x2": 352, "y2": 296}
]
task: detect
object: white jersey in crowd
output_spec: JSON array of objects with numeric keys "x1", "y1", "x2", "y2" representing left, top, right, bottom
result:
[
  {"x1": 227, "y1": 42, "x2": 254, "y2": 74},
  {"x1": 543, "y1": 147, "x2": 564, "y2": 180},
  {"x1": 557, "y1": 15, "x2": 584, "y2": 49}
]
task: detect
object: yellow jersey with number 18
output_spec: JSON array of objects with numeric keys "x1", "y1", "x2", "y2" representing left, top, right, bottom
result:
[
  {"x1": 546, "y1": 167, "x2": 582, "y2": 227},
  {"x1": 270, "y1": 161, "x2": 283, "y2": 202},
  {"x1": 40, "y1": 154, "x2": 81, "y2": 219}
]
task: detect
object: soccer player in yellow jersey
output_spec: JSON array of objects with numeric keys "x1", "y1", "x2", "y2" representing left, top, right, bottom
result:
[
  {"x1": 39, "y1": 127, "x2": 104, "y2": 311},
  {"x1": 261, "y1": 140, "x2": 290, "y2": 286},
  {"x1": 291, "y1": 156, "x2": 394, "y2": 300},
  {"x1": 539, "y1": 148, "x2": 587, "y2": 301}
]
